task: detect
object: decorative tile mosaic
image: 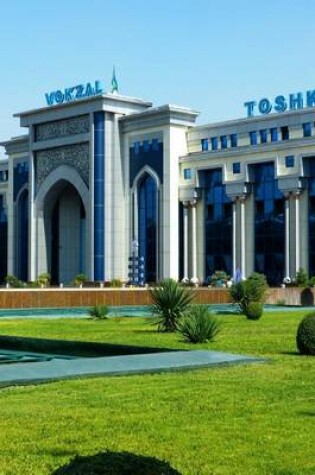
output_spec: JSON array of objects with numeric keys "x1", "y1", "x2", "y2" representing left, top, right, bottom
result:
[
  {"x1": 35, "y1": 115, "x2": 90, "y2": 142},
  {"x1": 35, "y1": 143, "x2": 89, "y2": 191}
]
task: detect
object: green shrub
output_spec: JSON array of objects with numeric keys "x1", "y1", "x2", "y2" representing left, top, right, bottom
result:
[
  {"x1": 296, "y1": 313, "x2": 315, "y2": 355},
  {"x1": 308, "y1": 276, "x2": 315, "y2": 287},
  {"x1": 88, "y1": 305, "x2": 109, "y2": 320},
  {"x1": 210, "y1": 270, "x2": 230, "y2": 287},
  {"x1": 149, "y1": 279, "x2": 195, "y2": 332},
  {"x1": 229, "y1": 272, "x2": 267, "y2": 315},
  {"x1": 52, "y1": 450, "x2": 182, "y2": 475},
  {"x1": 245, "y1": 302, "x2": 264, "y2": 320},
  {"x1": 37, "y1": 272, "x2": 51, "y2": 286},
  {"x1": 177, "y1": 305, "x2": 222, "y2": 343},
  {"x1": 72, "y1": 273, "x2": 87, "y2": 286},
  {"x1": 296, "y1": 268, "x2": 309, "y2": 287},
  {"x1": 4, "y1": 275, "x2": 24, "y2": 288},
  {"x1": 109, "y1": 278, "x2": 122, "y2": 288}
]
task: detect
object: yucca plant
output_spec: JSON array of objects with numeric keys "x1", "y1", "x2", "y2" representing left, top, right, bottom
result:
[
  {"x1": 149, "y1": 279, "x2": 195, "y2": 332},
  {"x1": 177, "y1": 305, "x2": 222, "y2": 343},
  {"x1": 88, "y1": 305, "x2": 109, "y2": 320}
]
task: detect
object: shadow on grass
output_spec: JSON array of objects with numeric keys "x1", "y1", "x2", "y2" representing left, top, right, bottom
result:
[
  {"x1": 280, "y1": 351, "x2": 300, "y2": 356},
  {"x1": 51, "y1": 450, "x2": 182, "y2": 474},
  {"x1": 132, "y1": 329, "x2": 159, "y2": 334},
  {"x1": 298, "y1": 410, "x2": 315, "y2": 417}
]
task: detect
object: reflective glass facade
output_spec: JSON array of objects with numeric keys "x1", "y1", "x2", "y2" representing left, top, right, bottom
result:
[
  {"x1": 17, "y1": 190, "x2": 28, "y2": 281},
  {"x1": 204, "y1": 169, "x2": 232, "y2": 280},
  {"x1": 307, "y1": 159, "x2": 315, "y2": 276},
  {"x1": 252, "y1": 162, "x2": 284, "y2": 285},
  {"x1": 138, "y1": 173, "x2": 157, "y2": 283},
  {"x1": 0, "y1": 195, "x2": 7, "y2": 282}
]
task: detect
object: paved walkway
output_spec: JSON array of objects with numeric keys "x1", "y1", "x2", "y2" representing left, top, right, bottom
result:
[{"x1": 0, "y1": 350, "x2": 265, "y2": 387}]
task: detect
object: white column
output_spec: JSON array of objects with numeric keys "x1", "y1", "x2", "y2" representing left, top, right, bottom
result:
[
  {"x1": 295, "y1": 192, "x2": 300, "y2": 273},
  {"x1": 190, "y1": 201, "x2": 198, "y2": 284},
  {"x1": 182, "y1": 203, "x2": 189, "y2": 283},
  {"x1": 284, "y1": 195, "x2": 290, "y2": 279},
  {"x1": 232, "y1": 201, "x2": 237, "y2": 277},
  {"x1": 240, "y1": 197, "x2": 246, "y2": 279}
]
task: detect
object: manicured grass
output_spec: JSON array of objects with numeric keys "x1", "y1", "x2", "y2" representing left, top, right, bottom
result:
[{"x1": 0, "y1": 311, "x2": 314, "y2": 475}]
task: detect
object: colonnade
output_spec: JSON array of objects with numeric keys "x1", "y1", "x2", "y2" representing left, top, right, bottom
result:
[{"x1": 180, "y1": 180, "x2": 306, "y2": 284}]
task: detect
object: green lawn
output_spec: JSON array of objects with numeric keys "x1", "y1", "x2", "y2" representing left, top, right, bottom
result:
[{"x1": 0, "y1": 311, "x2": 314, "y2": 475}]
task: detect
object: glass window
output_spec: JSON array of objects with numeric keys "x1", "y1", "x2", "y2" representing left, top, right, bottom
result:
[
  {"x1": 143, "y1": 140, "x2": 150, "y2": 152},
  {"x1": 270, "y1": 128, "x2": 278, "y2": 142},
  {"x1": 0, "y1": 195, "x2": 8, "y2": 282},
  {"x1": 211, "y1": 137, "x2": 218, "y2": 150},
  {"x1": 134, "y1": 141, "x2": 140, "y2": 154},
  {"x1": 220, "y1": 136, "x2": 228, "y2": 149},
  {"x1": 252, "y1": 162, "x2": 284, "y2": 285},
  {"x1": 201, "y1": 138, "x2": 209, "y2": 151},
  {"x1": 233, "y1": 162, "x2": 241, "y2": 174},
  {"x1": 183, "y1": 168, "x2": 192, "y2": 180},
  {"x1": 230, "y1": 134, "x2": 238, "y2": 147},
  {"x1": 260, "y1": 129, "x2": 268, "y2": 143},
  {"x1": 204, "y1": 169, "x2": 232, "y2": 281},
  {"x1": 152, "y1": 139, "x2": 159, "y2": 151},
  {"x1": 249, "y1": 131, "x2": 258, "y2": 145},
  {"x1": 281, "y1": 126, "x2": 289, "y2": 140},
  {"x1": 285, "y1": 156, "x2": 295, "y2": 168},
  {"x1": 303, "y1": 122, "x2": 312, "y2": 137},
  {"x1": 138, "y1": 174, "x2": 158, "y2": 283},
  {"x1": 306, "y1": 159, "x2": 315, "y2": 276}
]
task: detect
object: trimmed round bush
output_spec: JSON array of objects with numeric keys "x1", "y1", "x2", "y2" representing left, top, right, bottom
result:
[
  {"x1": 245, "y1": 302, "x2": 264, "y2": 320},
  {"x1": 296, "y1": 313, "x2": 315, "y2": 355},
  {"x1": 52, "y1": 451, "x2": 182, "y2": 475}
]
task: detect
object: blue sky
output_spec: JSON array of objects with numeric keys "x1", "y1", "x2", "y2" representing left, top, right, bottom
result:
[{"x1": 0, "y1": 0, "x2": 315, "y2": 156}]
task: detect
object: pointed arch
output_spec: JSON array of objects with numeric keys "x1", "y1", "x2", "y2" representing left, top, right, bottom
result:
[
  {"x1": 36, "y1": 165, "x2": 89, "y2": 213},
  {"x1": 131, "y1": 166, "x2": 160, "y2": 283},
  {"x1": 34, "y1": 165, "x2": 90, "y2": 283}
]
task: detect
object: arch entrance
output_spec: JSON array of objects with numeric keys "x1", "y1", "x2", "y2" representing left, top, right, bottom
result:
[{"x1": 40, "y1": 180, "x2": 87, "y2": 284}]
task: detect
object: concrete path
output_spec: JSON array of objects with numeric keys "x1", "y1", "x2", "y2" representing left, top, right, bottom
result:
[{"x1": 0, "y1": 350, "x2": 265, "y2": 387}]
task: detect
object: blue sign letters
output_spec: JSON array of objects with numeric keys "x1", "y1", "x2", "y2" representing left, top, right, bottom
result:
[
  {"x1": 45, "y1": 80, "x2": 103, "y2": 106},
  {"x1": 244, "y1": 90, "x2": 315, "y2": 117}
]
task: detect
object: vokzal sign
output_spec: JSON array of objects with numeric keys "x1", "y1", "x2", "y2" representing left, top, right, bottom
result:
[{"x1": 45, "y1": 80, "x2": 103, "y2": 106}]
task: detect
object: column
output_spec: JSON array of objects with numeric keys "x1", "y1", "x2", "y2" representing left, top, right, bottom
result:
[
  {"x1": 294, "y1": 191, "x2": 301, "y2": 274},
  {"x1": 284, "y1": 194, "x2": 290, "y2": 280},
  {"x1": 190, "y1": 200, "x2": 198, "y2": 284},
  {"x1": 232, "y1": 200, "x2": 237, "y2": 278},
  {"x1": 93, "y1": 111, "x2": 105, "y2": 281},
  {"x1": 239, "y1": 196, "x2": 246, "y2": 279},
  {"x1": 182, "y1": 203, "x2": 189, "y2": 283}
]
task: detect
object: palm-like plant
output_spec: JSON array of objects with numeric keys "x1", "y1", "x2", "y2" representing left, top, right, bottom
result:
[
  {"x1": 88, "y1": 305, "x2": 109, "y2": 320},
  {"x1": 177, "y1": 305, "x2": 222, "y2": 343},
  {"x1": 149, "y1": 279, "x2": 195, "y2": 332}
]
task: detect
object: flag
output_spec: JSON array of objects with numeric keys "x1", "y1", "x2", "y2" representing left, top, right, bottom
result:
[{"x1": 111, "y1": 67, "x2": 118, "y2": 93}]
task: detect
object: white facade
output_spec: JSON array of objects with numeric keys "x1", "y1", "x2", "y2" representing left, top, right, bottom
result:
[{"x1": 1, "y1": 91, "x2": 315, "y2": 285}]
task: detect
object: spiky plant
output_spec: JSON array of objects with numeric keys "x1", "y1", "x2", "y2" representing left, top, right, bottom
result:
[
  {"x1": 88, "y1": 305, "x2": 109, "y2": 320},
  {"x1": 177, "y1": 305, "x2": 222, "y2": 343},
  {"x1": 149, "y1": 279, "x2": 195, "y2": 332}
]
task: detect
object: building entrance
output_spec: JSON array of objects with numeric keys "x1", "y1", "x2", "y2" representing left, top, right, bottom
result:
[{"x1": 46, "y1": 182, "x2": 86, "y2": 284}]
